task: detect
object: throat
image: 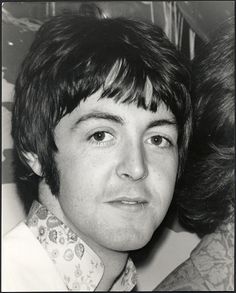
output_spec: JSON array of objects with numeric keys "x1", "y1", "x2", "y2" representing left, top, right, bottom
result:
[{"x1": 95, "y1": 250, "x2": 129, "y2": 291}]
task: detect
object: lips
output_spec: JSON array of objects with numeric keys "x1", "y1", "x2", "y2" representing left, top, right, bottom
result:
[
  {"x1": 106, "y1": 196, "x2": 148, "y2": 211},
  {"x1": 107, "y1": 196, "x2": 148, "y2": 204},
  {"x1": 119, "y1": 200, "x2": 144, "y2": 205}
]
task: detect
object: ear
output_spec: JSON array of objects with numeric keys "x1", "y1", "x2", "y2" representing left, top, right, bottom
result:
[{"x1": 23, "y1": 152, "x2": 42, "y2": 177}]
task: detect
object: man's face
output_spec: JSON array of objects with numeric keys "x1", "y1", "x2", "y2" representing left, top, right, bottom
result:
[{"x1": 53, "y1": 89, "x2": 178, "y2": 252}]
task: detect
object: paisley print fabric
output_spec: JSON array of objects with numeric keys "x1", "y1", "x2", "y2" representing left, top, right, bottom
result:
[
  {"x1": 26, "y1": 201, "x2": 137, "y2": 291},
  {"x1": 155, "y1": 222, "x2": 234, "y2": 291}
]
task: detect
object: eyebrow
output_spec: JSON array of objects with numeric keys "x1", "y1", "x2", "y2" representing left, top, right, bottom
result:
[
  {"x1": 73, "y1": 111, "x2": 177, "y2": 130},
  {"x1": 147, "y1": 119, "x2": 177, "y2": 130},
  {"x1": 74, "y1": 112, "x2": 124, "y2": 126}
]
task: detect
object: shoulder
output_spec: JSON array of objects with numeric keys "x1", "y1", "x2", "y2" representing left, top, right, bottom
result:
[
  {"x1": 3, "y1": 221, "x2": 44, "y2": 264},
  {"x1": 3, "y1": 221, "x2": 37, "y2": 257},
  {"x1": 155, "y1": 224, "x2": 234, "y2": 291},
  {"x1": 190, "y1": 224, "x2": 234, "y2": 291},
  {"x1": 2, "y1": 222, "x2": 66, "y2": 291},
  {"x1": 155, "y1": 258, "x2": 208, "y2": 291}
]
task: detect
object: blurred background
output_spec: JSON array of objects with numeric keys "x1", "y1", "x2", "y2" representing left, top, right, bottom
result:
[{"x1": 2, "y1": 1, "x2": 234, "y2": 290}]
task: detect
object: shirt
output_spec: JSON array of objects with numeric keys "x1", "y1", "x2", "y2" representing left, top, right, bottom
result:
[{"x1": 2, "y1": 200, "x2": 137, "y2": 292}]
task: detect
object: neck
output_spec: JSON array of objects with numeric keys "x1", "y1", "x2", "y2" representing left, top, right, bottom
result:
[
  {"x1": 95, "y1": 248, "x2": 128, "y2": 291},
  {"x1": 38, "y1": 181, "x2": 129, "y2": 291},
  {"x1": 64, "y1": 215, "x2": 128, "y2": 291}
]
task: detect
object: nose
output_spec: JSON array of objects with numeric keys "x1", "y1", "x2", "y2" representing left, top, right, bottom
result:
[{"x1": 116, "y1": 141, "x2": 148, "y2": 181}]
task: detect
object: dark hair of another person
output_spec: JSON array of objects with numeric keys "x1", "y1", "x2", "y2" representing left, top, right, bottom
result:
[
  {"x1": 12, "y1": 15, "x2": 192, "y2": 201},
  {"x1": 177, "y1": 18, "x2": 235, "y2": 236},
  {"x1": 78, "y1": 2, "x2": 106, "y2": 19}
]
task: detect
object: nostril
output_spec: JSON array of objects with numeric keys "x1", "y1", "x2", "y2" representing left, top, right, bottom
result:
[
  {"x1": 120, "y1": 171, "x2": 148, "y2": 181},
  {"x1": 122, "y1": 173, "x2": 132, "y2": 179}
]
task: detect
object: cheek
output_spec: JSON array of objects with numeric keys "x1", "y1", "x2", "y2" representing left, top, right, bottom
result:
[
  {"x1": 55, "y1": 148, "x2": 113, "y2": 199},
  {"x1": 149, "y1": 153, "x2": 178, "y2": 201},
  {"x1": 147, "y1": 158, "x2": 177, "y2": 229}
]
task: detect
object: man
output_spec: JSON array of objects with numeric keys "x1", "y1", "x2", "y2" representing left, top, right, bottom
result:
[
  {"x1": 3, "y1": 15, "x2": 192, "y2": 291},
  {"x1": 155, "y1": 18, "x2": 234, "y2": 291}
]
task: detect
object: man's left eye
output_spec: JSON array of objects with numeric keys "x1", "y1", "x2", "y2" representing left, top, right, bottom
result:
[
  {"x1": 147, "y1": 135, "x2": 172, "y2": 148},
  {"x1": 90, "y1": 131, "x2": 113, "y2": 142}
]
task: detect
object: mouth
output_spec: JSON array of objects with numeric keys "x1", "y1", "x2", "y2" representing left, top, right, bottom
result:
[{"x1": 106, "y1": 197, "x2": 148, "y2": 211}]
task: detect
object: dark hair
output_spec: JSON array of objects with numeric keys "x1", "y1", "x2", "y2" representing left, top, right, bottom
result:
[
  {"x1": 12, "y1": 15, "x2": 192, "y2": 200},
  {"x1": 177, "y1": 18, "x2": 235, "y2": 236},
  {"x1": 78, "y1": 2, "x2": 106, "y2": 19}
]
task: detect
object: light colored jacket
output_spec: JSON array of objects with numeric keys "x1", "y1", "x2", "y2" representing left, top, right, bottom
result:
[{"x1": 155, "y1": 222, "x2": 234, "y2": 291}]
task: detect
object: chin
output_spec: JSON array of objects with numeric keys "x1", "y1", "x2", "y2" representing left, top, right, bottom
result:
[{"x1": 105, "y1": 229, "x2": 154, "y2": 252}]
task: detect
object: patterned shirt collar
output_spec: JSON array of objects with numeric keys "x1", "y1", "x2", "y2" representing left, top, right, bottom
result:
[{"x1": 26, "y1": 201, "x2": 137, "y2": 291}]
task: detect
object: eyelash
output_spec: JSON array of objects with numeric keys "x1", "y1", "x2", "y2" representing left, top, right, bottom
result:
[
  {"x1": 146, "y1": 135, "x2": 173, "y2": 148},
  {"x1": 88, "y1": 131, "x2": 115, "y2": 146}
]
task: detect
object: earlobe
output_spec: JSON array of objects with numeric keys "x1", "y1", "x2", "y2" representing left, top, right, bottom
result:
[{"x1": 23, "y1": 152, "x2": 42, "y2": 177}]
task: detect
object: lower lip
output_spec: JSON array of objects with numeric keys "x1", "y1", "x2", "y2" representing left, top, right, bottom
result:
[{"x1": 107, "y1": 201, "x2": 148, "y2": 212}]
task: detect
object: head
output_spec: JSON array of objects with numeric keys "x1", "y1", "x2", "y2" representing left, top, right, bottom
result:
[
  {"x1": 177, "y1": 18, "x2": 235, "y2": 236},
  {"x1": 12, "y1": 15, "x2": 191, "y2": 251}
]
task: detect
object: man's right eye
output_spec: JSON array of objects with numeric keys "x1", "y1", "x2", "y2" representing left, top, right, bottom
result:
[{"x1": 89, "y1": 131, "x2": 114, "y2": 145}]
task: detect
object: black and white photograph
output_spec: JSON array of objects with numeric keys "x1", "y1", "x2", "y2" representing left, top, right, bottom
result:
[{"x1": 2, "y1": 1, "x2": 234, "y2": 291}]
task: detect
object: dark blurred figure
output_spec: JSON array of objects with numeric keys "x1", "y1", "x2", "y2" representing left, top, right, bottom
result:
[{"x1": 155, "y1": 17, "x2": 234, "y2": 291}]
